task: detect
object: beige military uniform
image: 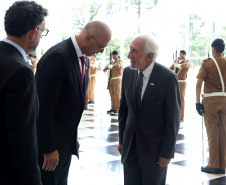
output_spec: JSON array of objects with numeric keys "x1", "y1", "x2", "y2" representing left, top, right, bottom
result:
[
  {"x1": 197, "y1": 56, "x2": 226, "y2": 170},
  {"x1": 170, "y1": 59, "x2": 190, "y2": 120},
  {"x1": 88, "y1": 60, "x2": 98, "y2": 102},
  {"x1": 103, "y1": 59, "x2": 123, "y2": 111}
]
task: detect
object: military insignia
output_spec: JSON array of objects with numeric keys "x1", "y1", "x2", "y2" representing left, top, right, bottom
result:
[
  {"x1": 204, "y1": 58, "x2": 211, "y2": 61},
  {"x1": 150, "y1": 83, "x2": 154, "y2": 85}
]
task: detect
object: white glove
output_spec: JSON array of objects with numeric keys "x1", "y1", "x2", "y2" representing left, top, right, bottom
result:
[
  {"x1": 174, "y1": 63, "x2": 181, "y2": 68},
  {"x1": 108, "y1": 65, "x2": 114, "y2": 69}
]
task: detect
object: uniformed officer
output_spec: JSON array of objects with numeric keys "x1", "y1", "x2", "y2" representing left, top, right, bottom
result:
[
  {"x1": 88, "y1": 54, "x2": 99, "y2": 104},
  {"x1": 170, "y1": 50, "x2": 191, "y2": 122},
  {"x1": 196, "y1": 38, "x2": 226, "y2": 174},
  {"x1": 103, "y1": 50, "x2": 123, "y2": 114}
]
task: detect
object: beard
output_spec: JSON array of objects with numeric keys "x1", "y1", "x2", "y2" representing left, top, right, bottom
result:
[
  {"x1": 130, "y1": 59, "x2": 138, "y2": 70},
  {"x1": 26, "y1": 33, "x2": 40, "y2": 54}
]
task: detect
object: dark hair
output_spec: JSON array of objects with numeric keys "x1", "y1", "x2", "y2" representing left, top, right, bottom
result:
[
  {"x1": 28, "y1": 53, "x2": 34, "y2": 57},
  {"x1": 180, "y1": 50, "x2": 186, "y2": 55},
  {"x1": 211, "y1": 38, "x2": 225, "y2": 53},
  {"x1": 4, "y1": 1, "x2": 48, "y2": 38}
]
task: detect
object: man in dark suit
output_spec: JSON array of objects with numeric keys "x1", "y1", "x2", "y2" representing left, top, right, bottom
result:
[
  {"x1": 35, "y1": 21, "x2": 112, "y2": 185},
  {"x1": 118, "y1": 34, "x2": 180, "y2": 185},
  {"x1": 0, "y1": 1, "x2": 48, "y2": 185}
]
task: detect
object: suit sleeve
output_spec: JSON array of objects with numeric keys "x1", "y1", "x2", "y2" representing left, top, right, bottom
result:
[
  {"x1": 118, "y1": 70, "x2": 128, "y2": 144},
  {"x1": 5, "y1": 67, "x2": 42, "y2": 185},
  {"x1": 159, "y1": 74, "x2": 180, "y2": 158},
  {"x1": 36, "y1": 53, "x2": 67, "y2": 154}
]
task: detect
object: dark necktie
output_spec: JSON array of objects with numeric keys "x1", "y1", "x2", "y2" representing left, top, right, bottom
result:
[
  {"x1": 80, "y1": 56, "x2": 85, "y2": 86},
  {"x1": 136, "y1": 72, "x2": 144, "y2": 111}
]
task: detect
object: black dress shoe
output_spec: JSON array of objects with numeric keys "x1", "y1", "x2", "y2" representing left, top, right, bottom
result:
[
  {"x1": 107, "y1": 109, "x2": 113, "y2": 114},
  {"x1": 113, "y1": 110, "x2": 118, "y2": 113},
  {"x1": 84, "y1": 107, "x2": 88, "y2": 110},
  {"x1": 201, "y1": 166, "x2": 220, "y2": 174},
  {"x1": 88, "y1": 101, "x2": 95, "y2": 104}
]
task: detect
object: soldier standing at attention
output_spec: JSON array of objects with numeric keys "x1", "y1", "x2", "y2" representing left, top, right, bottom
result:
[
  {"x1": 103, "y1": 50, "x2": 123, "y2": 114},
  {"x1": 196, "y1": 38, "x2": 226, "y2": 174},
  {"x1": 170, "y1": 50, "x2": 191, "y2": 122},
  {"x1": 88, "y1": 54, "x2": 99, "y2": 104}
]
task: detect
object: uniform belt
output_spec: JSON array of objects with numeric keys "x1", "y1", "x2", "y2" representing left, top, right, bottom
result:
[
  {"x1": 203, "y1": 92, "x2": 226, "y2": 97},
  {"x1": 90, "y1": 74, "x2": 97, "y2": 77},
  {"x1": 110, "y1": 76, "x2": 122, "y2": 80},
  {"x1": 178, "y1": 79, "x2": 186, "y2": 82}
]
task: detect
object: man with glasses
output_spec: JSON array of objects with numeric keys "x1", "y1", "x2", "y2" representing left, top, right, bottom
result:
[
  {"x1": 0, "y1": 1, "x2": 48, "y2": 185},
  {"x1": 35, "y1": 20, "x2": 111, "y2": 185}
]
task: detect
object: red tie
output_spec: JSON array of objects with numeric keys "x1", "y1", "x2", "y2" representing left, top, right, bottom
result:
[{"x1": 80, "y1": 56, "x2": 85, "y2": 86}]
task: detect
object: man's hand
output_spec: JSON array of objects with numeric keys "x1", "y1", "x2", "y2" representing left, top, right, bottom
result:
[
  {"x1": 196, "y1": 103, "x2": 204, "y2": 116},
  {"x1": 118, "y1": 144, "x2": 122, "y2": 154},
  {"x1": 77, "y1": 139, "x2": 80, "y2": 150},
  {"x1": 181, "y1": 63, "x2": 190, "y2": 69},
  {"x1": 113, "y1": 64, "x2": 120, "y2": 69},
  {"x1": 157, "y1": 157, "x2": 171, "y2": 167},
  {"x1": 42, "y1": 150, "x2": 59, "y2": 171}
]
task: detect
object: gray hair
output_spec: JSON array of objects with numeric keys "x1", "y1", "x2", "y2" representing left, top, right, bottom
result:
[{"x1": 137, "y1": 34, "x2": 159, "y2": 62}]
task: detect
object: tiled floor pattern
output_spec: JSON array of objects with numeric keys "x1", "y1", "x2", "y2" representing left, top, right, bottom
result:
[{"x1": 67, "y1": 71, "x2": 226, "y2": 185}]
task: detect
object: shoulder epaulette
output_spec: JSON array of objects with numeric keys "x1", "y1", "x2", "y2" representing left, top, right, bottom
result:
[{"x1": 204, "y1": 58, "x2": 211, "y2": 61}]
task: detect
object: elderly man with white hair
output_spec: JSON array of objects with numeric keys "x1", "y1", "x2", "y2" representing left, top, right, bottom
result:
[{"x1": 118, "y1": 34, "x2": 181, "y2": 185}]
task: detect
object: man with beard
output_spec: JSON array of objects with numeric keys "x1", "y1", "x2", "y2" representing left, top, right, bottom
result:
[
  {"x1": 0, "y1": 1, "x2": 48, "y2": 185},
  {"x1": 118, "y1": 34, "x2": 180, "y2": 185},
  {"x1": 35, "y1": 21, "x2": 111, "y2": 185}
]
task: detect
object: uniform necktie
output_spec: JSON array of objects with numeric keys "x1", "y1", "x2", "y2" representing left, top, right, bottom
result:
[
  {"x1": 80, "y1": 56, "x2": 85, "y2": 86},
  {"x1": 136, "y1": 72, "x2": 144, "y2": 111}
]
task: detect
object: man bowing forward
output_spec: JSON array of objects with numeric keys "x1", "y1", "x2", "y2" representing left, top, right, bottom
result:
[{"x1": 118, "y1": 34, "x2": 180, "y2": 185}]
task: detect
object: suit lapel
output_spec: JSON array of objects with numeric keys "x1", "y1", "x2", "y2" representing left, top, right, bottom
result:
[
  {"x1": 137, "y1": 63, "x2": 159, "y2": 115},
  {"x1": 84, "y1": 56, "x2": 89, "y2": 94},
  {"x1": 66, "y1": 39, "x2": 84, "y2": 103},
  {"x1": 131, "y1": 70, "x2": 138, "y2": 114}
]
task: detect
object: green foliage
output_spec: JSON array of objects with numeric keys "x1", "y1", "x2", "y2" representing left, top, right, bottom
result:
[
  {"x1": 125, "y1": 0, "x2": 158, "y2": 33},
  {"x1": 189, "y1": 14, "x2": 210, "y2": 60},
  {"x1": 105, "y1": 36, "x2": 134, "y2": 58},
  {"x1": 218, "y1": 26, "x2": 226, "y2": 55},
  {"x1": 106, "y1": 38, "x2": 121, "y2": 55},
  {"x1": 71, "y1": 0, "x2": 114, "y2": 32}
]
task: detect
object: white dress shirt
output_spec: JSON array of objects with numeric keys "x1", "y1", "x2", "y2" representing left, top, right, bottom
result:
[
  {"x1": 138, "y1": 61, "x2": 155, "y2": 100},
  {"x1": 2, "y1": 39, "x2": 27, "y2": 62},
  {"x1": 70, "y1": 35, "x2": 86, "y2": 75}
]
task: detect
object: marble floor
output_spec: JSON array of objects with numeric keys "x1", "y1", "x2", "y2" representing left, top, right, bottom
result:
[{"x1": 67, "y1": 70, "x2": 226, "y2": 185}]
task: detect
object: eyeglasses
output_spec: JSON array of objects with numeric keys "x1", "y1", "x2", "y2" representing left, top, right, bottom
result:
[
  {"x1": 36, "y1": 27, "x2": 49, "y2": 37},
  {"x1": 90, "y1": 34, "x2": 105, "y2": 50}
]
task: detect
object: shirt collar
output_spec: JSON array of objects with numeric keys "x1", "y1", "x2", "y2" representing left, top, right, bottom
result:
[
  {"x1": 70, "y1": 35, "x2": 85, "y2": 59},
  {"x1": 138, "y1": 61, "x2": 155, "y2": 78},
  {"x1": 2, "y1": 39, "x2": 27, "y2": 61}
]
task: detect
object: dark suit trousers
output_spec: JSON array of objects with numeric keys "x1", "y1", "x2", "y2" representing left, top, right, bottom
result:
[
  {"x1": 124, "y1": 137, "x2": 168, "y2": 185},
  {"x1": 38, "y1": 154, "x2": 71, "y2": 185}
]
